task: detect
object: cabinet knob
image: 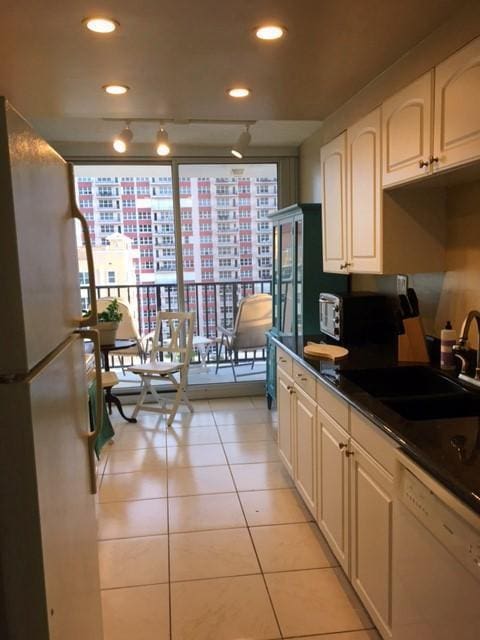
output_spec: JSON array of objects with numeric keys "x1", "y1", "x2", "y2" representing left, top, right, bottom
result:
[
  {"x1": 338, "y1": 442, "x2": 348, "y2": 450},
  {"x1": 429, "y1": 155, "x2": 439, "y2": 165},
  {"x1": 339, "y1": 262, "x2": 351, "y2": 270},
  {"x1": 286, "y1": 385, "x2": 293, "y2": 391},
  {"x1": 419, "y1": 159, "x2": 430, "y2": 168},
  {"x1": 345, "y1": 450, "x2": 355, "y2": 457}
]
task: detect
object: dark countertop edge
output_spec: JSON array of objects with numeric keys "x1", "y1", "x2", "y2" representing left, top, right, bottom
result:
[{"x1": 271, "y1": 335, "x2": 480, "y2": 517}]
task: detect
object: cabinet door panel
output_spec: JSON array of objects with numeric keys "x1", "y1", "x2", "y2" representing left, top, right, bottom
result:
[
  {"x1": 320, "y1": 133, "x2": 347, "y2": 273},
  {"x1": 382, "y1": 72, "x2": 433, "y2": 187},
  {"x1": 317, "y1": 408, "x2": 350, "y2": 574},
  {"x1": 294, "y1": 387, "x2": 317, "y2": 515},
  {"x1": 277, "y1": 370, "x2": 294, "y2": 476},
  {"x1": 350, "y1": 441, "x2": 393, "y2": 639},
  {"x1": 434, "y1": 36, "x2": 480, "y2": 171},
  {"x1": 347, "y1": 108, "x2": 382, "y2": 273}
]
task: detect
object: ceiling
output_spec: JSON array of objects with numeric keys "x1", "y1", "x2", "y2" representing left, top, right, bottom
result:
[{"x1": 0, "y1": 0, "x2": 462, "y2": 149}]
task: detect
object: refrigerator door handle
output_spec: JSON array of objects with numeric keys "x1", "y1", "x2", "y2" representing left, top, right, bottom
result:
[
  {"x1": 76, "y1": 328, "x2": 103, "y2": 494},
  {"x1": 68, "y1": 163, "x2": 98, "y2": 328}
]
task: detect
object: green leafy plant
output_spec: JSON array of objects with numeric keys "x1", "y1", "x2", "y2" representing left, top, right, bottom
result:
[{"x1": 97, "y1": 298, "x2": 123, "y2": 323}]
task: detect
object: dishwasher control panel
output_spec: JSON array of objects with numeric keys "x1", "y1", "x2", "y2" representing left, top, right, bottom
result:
[{"x1": 400, "y1": 467, "x2": 480, "y2": 582}]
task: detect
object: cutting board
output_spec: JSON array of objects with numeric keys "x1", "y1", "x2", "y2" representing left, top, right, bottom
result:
[{"x1": 304, "y1": 342, "x2": 349, "y2": 361}]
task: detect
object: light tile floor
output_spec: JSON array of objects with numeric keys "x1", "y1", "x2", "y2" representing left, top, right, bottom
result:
[{"x1": 96, "y1": 396, "x2": 380, "y2": 640}]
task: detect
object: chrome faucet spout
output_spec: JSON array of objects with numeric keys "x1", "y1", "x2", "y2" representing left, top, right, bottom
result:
[{"x1": 453, "y1": 310, "x2": 480, "y2": 381}]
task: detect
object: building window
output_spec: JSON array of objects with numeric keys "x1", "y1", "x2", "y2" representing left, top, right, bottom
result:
[{"x1": 107, "y1": 271, "x2": 116, "y2": 283}]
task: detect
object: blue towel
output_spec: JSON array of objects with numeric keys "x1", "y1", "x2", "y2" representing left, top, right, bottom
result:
[{"x1": 88, "y1": 383, "x2": 115, "y2": 458}]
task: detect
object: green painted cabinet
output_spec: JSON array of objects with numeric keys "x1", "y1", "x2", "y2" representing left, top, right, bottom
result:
[{"x1": 266, "y1": 204, "x2": 348, "y2": 407}]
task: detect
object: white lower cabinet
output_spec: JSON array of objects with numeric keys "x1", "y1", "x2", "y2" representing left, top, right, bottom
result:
[
  {"x1": 277, "y1": 368, "x2": 295, "y2": 476},
  {"x1": 317, "y1": 407, "x2": 350, "y2": 574},
  {"x1": 276, "y1": 359, "x2": 396, "y2": 640},
  {"x1": 350, "y1": 440, "x2": 394, "y2": 639},
  {"x1": 293, "y1": 385, "x2": 317, "y2": 515}
]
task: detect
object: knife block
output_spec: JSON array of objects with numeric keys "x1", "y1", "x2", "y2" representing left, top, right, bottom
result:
[{"x1": 398, "y1": 317, "x2": 430, "y2": 363}]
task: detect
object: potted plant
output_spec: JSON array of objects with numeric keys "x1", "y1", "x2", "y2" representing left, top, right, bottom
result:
[{"x1": 96, "y1": 298, "x2": 123, "y2": 346}]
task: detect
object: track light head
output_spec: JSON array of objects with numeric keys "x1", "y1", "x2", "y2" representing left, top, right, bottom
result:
[
  {"x1": 113, "y1": 124, "x2": 133, "y2": 153},
  {"x1": 156, "y1": 127, "x2": 171, "y2": 156},
  {"x1": 231, "y1": 125, "x2": 251, "y2": 159}
]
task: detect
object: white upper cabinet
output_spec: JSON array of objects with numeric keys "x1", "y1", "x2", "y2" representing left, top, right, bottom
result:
[
  {"x1": 347, "y1": 108, "x2": 382, "y2": 273},
  {"x1": 382, "y1": 72, "x2": 433, "y2": 187},
  {"x1": 320, "y1": 133, "x2": 348, "y2": 273},
  {"x1": 321, "y1": 107, "x2": 446, "y2": 275},
  {"x1": 433, "y1": 36, "x2": 480, "y2": 173}
]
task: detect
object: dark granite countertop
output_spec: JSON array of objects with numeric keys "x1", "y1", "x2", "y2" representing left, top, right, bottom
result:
[{"x1": 272, "y1": 334, "x2": 480, "y2": 516}]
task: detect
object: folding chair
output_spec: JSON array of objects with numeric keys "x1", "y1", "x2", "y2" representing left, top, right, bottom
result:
[{"x1": 128, "y1": 311, "x2": 195, "y2": 426}]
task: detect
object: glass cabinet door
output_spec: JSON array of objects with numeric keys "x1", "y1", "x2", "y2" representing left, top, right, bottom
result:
[
  {"x1": 280, "y1": 221, "x2": 294, "y2": 335},
  {"x1": 272, "y1": 225, "x2": 279, "y2": 329},
  {"x1": 295, "y1": 218, "x2": 303, "y2": 335}
]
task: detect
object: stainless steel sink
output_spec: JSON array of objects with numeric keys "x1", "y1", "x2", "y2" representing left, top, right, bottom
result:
[{"x1": 342, "y1": 366, "x2": 463, "y2": 398}]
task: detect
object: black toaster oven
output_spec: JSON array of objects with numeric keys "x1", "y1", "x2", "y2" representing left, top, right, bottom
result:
[{"x1": 319, "y1": 291, "x2": 394, "y2": 344}]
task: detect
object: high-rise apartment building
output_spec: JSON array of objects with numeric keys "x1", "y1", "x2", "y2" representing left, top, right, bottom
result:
[{"x1": 74, "y1": 164, "x2": 277, "y2": 337}]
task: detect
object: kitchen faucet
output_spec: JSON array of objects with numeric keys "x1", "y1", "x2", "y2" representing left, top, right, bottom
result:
[{"x1": 453, "y1": 310, "x2": 480, "y2": 389}]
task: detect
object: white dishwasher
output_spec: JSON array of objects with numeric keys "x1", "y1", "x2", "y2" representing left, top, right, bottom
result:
[{"x1": 392, "y1": 451, "x2": 480, "y2": 640}]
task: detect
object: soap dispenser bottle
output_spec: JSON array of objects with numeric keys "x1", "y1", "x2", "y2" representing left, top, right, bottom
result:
[{"x1": 440, "y1": 321, "x2": 456, "y2": 370}]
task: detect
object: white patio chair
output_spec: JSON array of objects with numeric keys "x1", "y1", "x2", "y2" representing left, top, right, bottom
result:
[
  {"x1": 128, "y1": 311, "x2": 195, "y2": 426},
  {"x1": 215, "y1": 293, "x2": 272, "y2": 382}
]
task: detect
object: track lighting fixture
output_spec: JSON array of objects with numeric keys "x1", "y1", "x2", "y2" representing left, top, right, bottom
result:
[
  {"x1": 104, "y1": 118, "x2": 257, "y2": 157},
  {"x1": 231, "y1": 124, "x2": 251, "y2": 159},
  {"x1": 113, "y1": 123, "x2": 133, "y2": 153},
  {"x1": 156, "y1": 127, "x2": 171, "y2": 156}
]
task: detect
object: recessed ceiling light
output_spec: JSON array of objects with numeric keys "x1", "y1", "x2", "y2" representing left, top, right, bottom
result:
[
  {"x1": 103, "y1": 84, "x2": 130, "y2": 95},
  {"x1": 227, "y1": 87, "x2": 251, "y2": 98},
  {"x1": 83, "y1": 17, "x2": 118, "y2": 33},
  {"x1": 255, "y1": 25, "x2": 286, "y2": 40}
]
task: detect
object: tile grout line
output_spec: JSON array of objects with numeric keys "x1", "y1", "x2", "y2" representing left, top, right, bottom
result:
[
  {"x1": 213, "y1": 411, "x2": 286, "y2": 640},
  {"x1": 101, "y1": 454, "x2": 281, "y2": 476},
  {"x1": 97, "y1": 518, "x2": 315, "y2": 542},
  {"x1": 97, "y1": 482, "x2": 293, "y2": 505},
  {"x1": 164, "y1": 415, "x2": 173, "y2": 640},
  {"x1": 99, "y1": 562, "x2": 346, "y2": 593}
]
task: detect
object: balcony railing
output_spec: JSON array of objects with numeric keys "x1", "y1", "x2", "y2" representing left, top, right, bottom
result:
[{"x1": 80, "y1": 280, "x2": 271, "y2": 366}]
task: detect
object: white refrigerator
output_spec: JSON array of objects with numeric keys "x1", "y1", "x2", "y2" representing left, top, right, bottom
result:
[{"x1": 0, "y1": 99, "x2": 103, "y2": 639}]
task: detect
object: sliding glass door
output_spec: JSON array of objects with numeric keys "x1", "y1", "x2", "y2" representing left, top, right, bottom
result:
[{"x1": 73, "y1": 161, "x2": 278, "y2": 391}]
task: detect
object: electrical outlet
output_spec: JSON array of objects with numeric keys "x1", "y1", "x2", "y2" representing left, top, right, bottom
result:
[{"x1": 397, "y1": 274, "x2": 408, "y2": 295}]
